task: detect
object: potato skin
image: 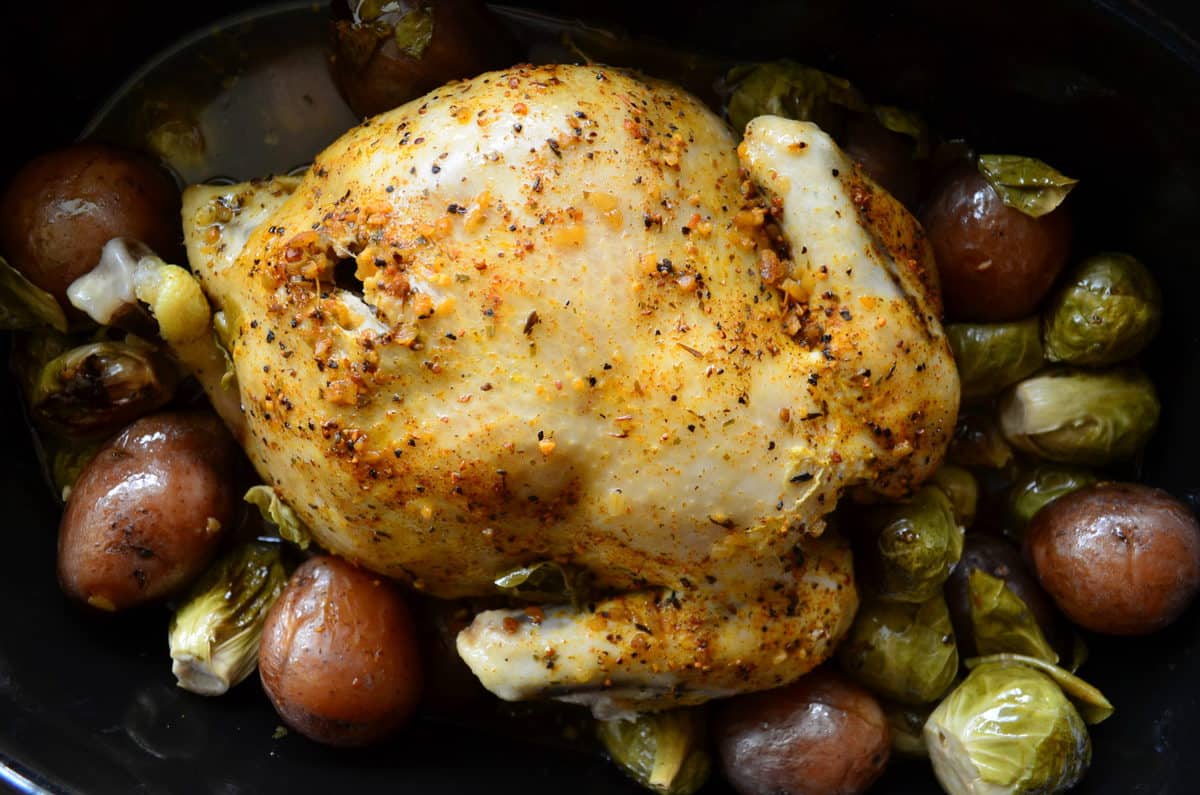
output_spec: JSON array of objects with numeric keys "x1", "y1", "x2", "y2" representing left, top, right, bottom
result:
[
  {"x1": 57, "y1": 411, "x2": 236, "y2": 611},
  {"x1": 921, "y1": 162, "x2": 1071, "y2": 321},
  {"x1": 1025, "y1": 482, "x2": 1200, "y2": 635},
  {"x1": 715, "y1": 668, "x2": 890, "y2": 795},
  {"x1": 0, "y1": 143, "x2": 181, "y2": 305},
  {"x1": 259, "y1": 556, "x2": 423, "y2": 747}
]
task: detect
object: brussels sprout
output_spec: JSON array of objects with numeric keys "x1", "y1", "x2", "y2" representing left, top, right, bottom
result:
[
  {"x1": 495, "y1": 561, "x2": 592, "y2": 608},
  {"x1": 946, "y1": 319, "x2": 1044, "y2": 400},
  {"x1": 28, "y1": 340, "x2": 178, "y2": 434},
  {"x1": 964, "y1": 654, "x2": 1113, "y2": 725},
  {"x1": 1042, "y1": 253, "x2": 1162, "y2": 366},
  {"x1": 931, "y1": 465, "x2": 979, "y2": 527},
  {"x1": 1007, "y1": 465, "x2": 1099, "y2": 531},
  {"x1": 838, "y1": 595, "x2": 959, "y2": 705},
  {"x1": 884, "y1": 701, "x2": 932, "y2": 758},
  {"x1": 725, "y1": 60, "x2": 868, "y2": 134},
  {"x1": 169, "y1": 541, "x2": 288, "y2": 696},
  {"x1": 947, "y1": 410, "x2": 1014, "y2": 470},
  {"x1": 597, "y1": 709, "x2": 711, "y2": 795},
  {"x1": 924, "y1": 662, "x2": 1091, "y2": 795},
  {"x1": 0, "y1": 255, "x2": 68, "y2": 333},
  {"x1": 866, "y1": 486, "x2": 964, "y2": 603},
  {"x1": 977, "y1": 154, "x2": 1078, "y2": 218},
  {"x1": 50, "y1": 436, "x2": 105, "y2": 502},
  {"x1": 245, "y1": 485, "x2": 312, "y2": 550},
  {"x1": 966, "y1": 569, "x2": 1059, "y2": 664},
  {"x1": 998, "y1": 369, "x2": 1160, "y2": 466}
]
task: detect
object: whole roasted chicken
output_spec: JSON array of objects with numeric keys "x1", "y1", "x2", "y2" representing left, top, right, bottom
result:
[{"x1": 102, "y1": 64, "x2": 959, "y2": 716}]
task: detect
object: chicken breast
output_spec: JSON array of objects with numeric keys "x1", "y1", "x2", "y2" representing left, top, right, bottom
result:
[{"x1": 176, "y1": 64, "x2": 958, "y2": 715}]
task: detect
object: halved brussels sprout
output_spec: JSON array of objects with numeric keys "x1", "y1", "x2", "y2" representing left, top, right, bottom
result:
[
  {"x1": 169, "y1": 541, "x2": 289, "y2": 696},
  {"x1": 28, "y1": 340, "x2": 178, "y2": 435},
  {"x1": 1007, "y1": 465, "x2": 1099, "y2": 531},
  {"x1": 931, "y1": 465, "x2": 979, "y2": 528},
  {"x1": 947, "y1": 410, "x2": 1014, "y2": 470},
  {"x1": 0, "y1": 255, "x2": 68, "y2": 333},
  {"x1": 597, "y1": 708, "x2": 711, "y2": 795},
  {"x1": 966, "y1": 569, "x2": 1059, "y2": 663},
  {"x1": 725, "y1": 60, "x2": 868, "y2": 134},
  {"x1": 866, "y1": 486, "x2": 964, "y2": 603},
  {"x1": 838, "y1": 595, "x2": 959, "y2": 705},
  {"x1": 1042, "y1": 253, "x2": 1161, "y2": 367},
  {"x1": 925, "y1": 662, "x2": 1091, "y2": 795},
  {"x1": 998, "y1": 369, "x2": 1159, "y2": 466},
  {"x1": 244, "y1": 485, "x2": 312, "y2": 549},
  {"x1": 946, "y1": 319, "x2": 1044, "y2": 400}
]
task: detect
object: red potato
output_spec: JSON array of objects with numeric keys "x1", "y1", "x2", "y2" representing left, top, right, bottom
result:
[
  {"x1": 259, "y1": 555, "x2": 423, "y2": 747},
  {"x1": 715, "y1": 669, "x2": 890, "y2": 795},
  {"x1": 1025, "y1": 482, "x2": 1200, "y2": 635},
  {"x1": 921, "y1": 161, "x2": 1071, "y2": 321},
  {"x1": 57, "y1": 411, "x2": 237, "y2": 611},
  {"x1": 0, "y1": 143, "x2": 181, "y2": 305}
]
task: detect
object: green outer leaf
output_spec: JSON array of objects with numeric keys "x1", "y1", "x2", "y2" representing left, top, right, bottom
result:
[
  {"x1": 930, "y1": 465, "x2": 978, "y2": 528},
  {"x1": 393, "y1": 5, "x2": 435, "y2": 58},
  {"x1": 244, "y1": 485, "x2": 312, "y2": 549},
  {"x1": 873, "y1": 105, "x2": 930, "y2": 157},
  {"x1": 947, "y1": 410, "x2": 1014, "y2": 470},
  {"x1": 925, "y1": 662, "x2": 1091, "y2": 795},
  {"x1": 838, "y1": 595, "x2": 959, "y2": 705},
  {"x1": 967, "y1": 569, "x2": 1059, "y2": 663},
  {"x1": 1006, "y1": 465, "x2": 1099, "y2": 531},
  {"x1": 884, "y1": 701, "x2": 931, "y2": 758},
  {"x1": 725, "y1": 60, "x2": 868, "y2": 134},
  {"x1": 597, "y1": 709, "x2": 711, "y2": 795},
  {"x1": 978, "y1": 154, "x2": 1078, "y2": 218},
  {"x1": 965, "y1": 653, "x2": 1114, "y2": 724},
  {"x1": 0, "y1": 256, "x2": 68, "y2": 333},
  {"x1": 1042, "y1": 252, "x2": 1162, "y2": 366},
  {"x1": 998, "y1": 368, "x2": 1160, "y2": 466},
  {"x1": 946, "y1": 318, "x2": 1044, "y2": 401},
  {"x1": 494, "y1": 561, "x2": 591, "y2": 608}
]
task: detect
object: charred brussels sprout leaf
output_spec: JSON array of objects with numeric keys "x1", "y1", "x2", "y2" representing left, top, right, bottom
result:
[
  {"x1": 977, "y1": 154, "x2": 1078, "y2": 218},
  {"x1": 925, "y1": 662, "x2": 1091, "y2": 795},
  {"x1": 946, "y1": 319, "x2": 1044, "y2": 400},
  {"x1": 169, "y1": 542, "x2": 289, "y2": 695},
  {"x1": 495, "y1": 561, "x2": 591, "y2": 608},
  {"x1": 244, "y1": 485, "x2": 312, "y2": 550},
  {"x1": 1042, "y1": 253, "x2": 1162, "y2": 366},
  {"x1": 597, "y1": 709, "x2": 711, "y2": 795},
  {"x1": 868, "y1": 486, "x2": 964, "y2": 603},
  {"x1": 967, "y1": 569, "x2": 1059, "y2": 663},
  {"x1": 998, "y1": 369, "x2": 1159, "y2": 466},
  {"x1": 725, "y1": 60, "x2": 868, "y2": 134},
  {"x1": 1007, "y1": 465, "x2": 1099, "y2": 531},
  {"x1": 838, "y1": 595, "x2": 959, "y2": 705},
  {"x1": 965, "y1": 653, "x2": 1114, "y2": 725},
  {"x1": 948, "y1": 410, "x2": 1014, "y2": 470},
  {"x1": 0, "y1": 256, "x2": 68, "y2": 333},
  {"x1": 29, "y1": 340, "x2": 178, "y2": 434},
  {"x1": 884, "y1": 701, "x2": 932, "y2": 758},
  {"x1": 931, "y1": 465, "x2": 979, "y2": 528}
]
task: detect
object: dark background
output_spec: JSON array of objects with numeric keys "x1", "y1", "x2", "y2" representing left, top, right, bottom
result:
[{"x1": 2, "y1": 1, "x2": 1200, "y2": 792}]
